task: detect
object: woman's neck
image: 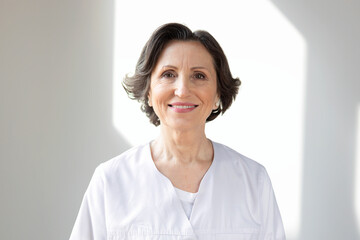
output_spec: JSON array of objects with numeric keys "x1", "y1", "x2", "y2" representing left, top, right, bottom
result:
[{"x1": 151, "y1": 125, "x2": 213, "y2": 165}]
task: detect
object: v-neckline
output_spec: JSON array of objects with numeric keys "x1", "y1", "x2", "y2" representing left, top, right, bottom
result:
[{"x1": 145, "y1": 140, "x2": 218, "y2": 225}]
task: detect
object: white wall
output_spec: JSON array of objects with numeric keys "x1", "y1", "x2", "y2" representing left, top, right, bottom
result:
[
  {"x1": 0, "y1": 0, "x2": 359, "y2": 239},
  {"x1": 272, "y1": 1, "x2": 360, "y2": 239},
  {"x1": 0, "y1": 1, "x2": 130, "y2": 239}
]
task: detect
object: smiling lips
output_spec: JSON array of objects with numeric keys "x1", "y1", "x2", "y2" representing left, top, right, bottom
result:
[{"x1": 168, "y1": 102, "x2": 198, "y2": 113}]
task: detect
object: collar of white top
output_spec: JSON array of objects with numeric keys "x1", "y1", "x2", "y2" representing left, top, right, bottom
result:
[{"x1": 173, "y1": 187, "x2": 198, "y2": 203}]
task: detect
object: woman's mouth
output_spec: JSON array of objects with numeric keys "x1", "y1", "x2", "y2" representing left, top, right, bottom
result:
[{"x1": 168, "y1": 103, "x2": 198, "y2": 113}]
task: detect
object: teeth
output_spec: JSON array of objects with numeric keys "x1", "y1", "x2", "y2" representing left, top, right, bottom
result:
[{"x1": 172, "y1": 105, "x2": 195, "y2": 109}]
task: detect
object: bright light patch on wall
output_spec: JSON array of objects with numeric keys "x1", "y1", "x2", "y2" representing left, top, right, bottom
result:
[
  {"x1": 113, "y1": 1, "x2": 306, "y2": 238},
  {"x1": 356, "y1": 104, "x2": 360, "y2": 233}
]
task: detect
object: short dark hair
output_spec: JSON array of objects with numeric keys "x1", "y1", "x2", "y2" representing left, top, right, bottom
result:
[{"x1": 123, "y1": 23, "x2": 241, "y2": 126}]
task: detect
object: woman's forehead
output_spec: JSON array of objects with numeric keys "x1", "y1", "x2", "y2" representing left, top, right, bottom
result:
[{"x1": 155, "y1": 40, "x2": 214, "y2": 69}]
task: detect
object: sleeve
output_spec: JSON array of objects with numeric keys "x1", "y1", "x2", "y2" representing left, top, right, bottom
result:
[
  {"x1": 69, "y1": 165, "x2": 107, "y2": 240},
  {"x1": 258, "y1": 168, "x2": 286, "y2": 240}
]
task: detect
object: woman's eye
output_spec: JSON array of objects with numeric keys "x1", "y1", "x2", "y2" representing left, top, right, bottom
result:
[
  {"x1": 194, "y1": 73, "x2": 206, "y2": 79},
  {"x1": 162, "y1": 72, "x2": 175, "y2": 78}
]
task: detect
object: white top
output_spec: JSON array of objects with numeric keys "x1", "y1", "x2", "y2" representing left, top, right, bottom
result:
[
  {"x1": 70, "y1": 141, "x2": 286, "y2": 240},
  {"x1": 173, "y1": 187, "x2": 198, "y2": 220}
]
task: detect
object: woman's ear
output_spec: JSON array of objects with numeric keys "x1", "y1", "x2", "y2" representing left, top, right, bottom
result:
[{"x1": 213, "y1": 96, "x2": 220, "y2": 110}]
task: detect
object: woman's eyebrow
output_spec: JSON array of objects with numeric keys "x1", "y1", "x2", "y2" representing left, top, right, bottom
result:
[
  {"x1": 191, "y1": 66, "x2": 209, "y2": 71},
  {"x1": 161, "y1": 65, "x2": 209, "y2": 69},
  {"x1": 161, "y1": 65, "x2": 178, "y2": 70},
  {"x1": 159, "y1": 65, "x2": 211, "y2": 73}
]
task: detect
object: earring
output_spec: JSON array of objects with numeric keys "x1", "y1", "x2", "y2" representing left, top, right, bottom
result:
[{"x1": 215, "y1": 99, "x2": 221, "y2": 108}]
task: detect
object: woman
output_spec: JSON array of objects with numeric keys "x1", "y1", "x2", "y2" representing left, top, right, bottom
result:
[{"x1": 70, "y1": 23, "x2": 286, "y2": 240}]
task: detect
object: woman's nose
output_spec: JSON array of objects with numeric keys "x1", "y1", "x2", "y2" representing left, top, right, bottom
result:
[{"x1": 174, "y1": 75, "x2": 191, "y2": 98}]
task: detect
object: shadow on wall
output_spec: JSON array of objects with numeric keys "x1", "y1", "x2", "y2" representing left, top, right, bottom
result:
[
  {"x1": 271, "y1": 1, "x2": 360, "y2": 239},
  {"x1": 0, "y1": 0, "x2": 131, "y2": 239}
]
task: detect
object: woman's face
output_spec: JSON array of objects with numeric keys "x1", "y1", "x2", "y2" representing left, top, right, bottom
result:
[{"x1": 148, "y1": 40, "x2": 219, "y2": 131}]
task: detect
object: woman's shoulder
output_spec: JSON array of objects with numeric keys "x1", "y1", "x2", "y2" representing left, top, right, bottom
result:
[
  {"x1": 97, "y1": 142, "x2": 151, "y2": 175},
  {"x1": 212, "y1": 141, "x2": 267, "y2": 177}
]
